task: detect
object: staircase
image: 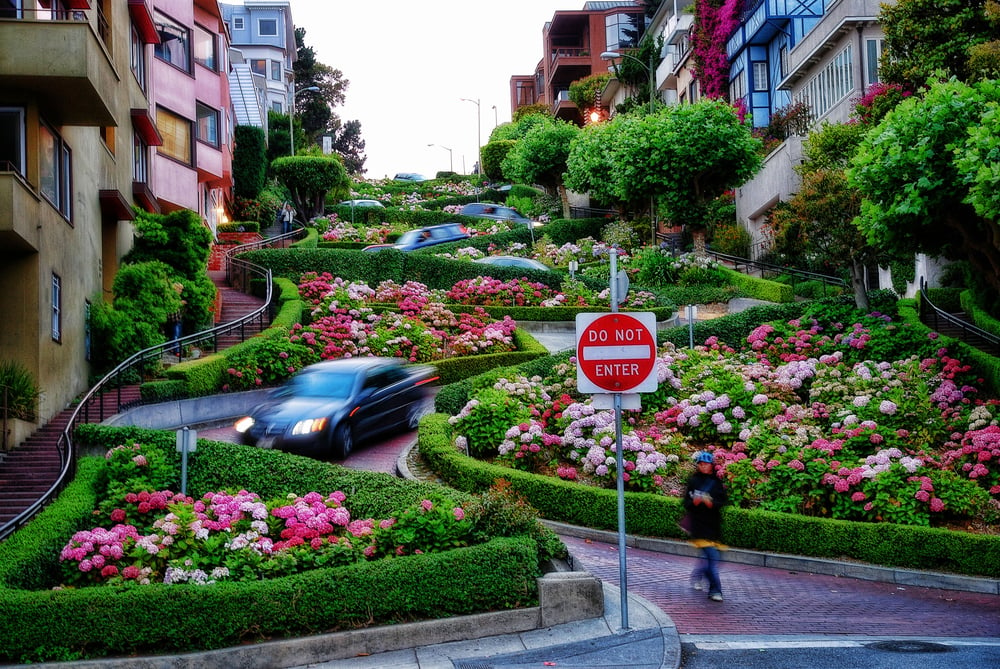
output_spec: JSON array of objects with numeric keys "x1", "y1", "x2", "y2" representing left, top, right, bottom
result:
[{"x1": 0, "y1": 251, "x2": 271, "y2": 530}]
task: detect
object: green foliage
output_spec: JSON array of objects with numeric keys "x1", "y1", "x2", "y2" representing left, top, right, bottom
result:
[
  {"x1": 564, "y1": 115, "x2": 628, "y2": 206},
  {"x1": 501, "y1": 119, "x2": 580, "y2": 192},
  {"x1": 270, "y1": 155, "x2": 350, "y2": 220},
  {"x1": 568, "y1": 73, "x2": 611, "y2": 111},
  {"x1": 453, "y1": 388, "x2": 531, "y2": 458},
  {"x1": 87, "y1": 298, "x2": 164, "y2": 373},
  {"x1": 481, "y1": 139, "x2": 516, "y2": 181},
  {"x1": 709, "y1": 222, "x2": 751, "y2": 257},
  {"x1": 233, "y1": 125, "x2": 267, "y2": 199},
  {"x1": 124, "y1": 209, "x2": 212, "y2": 280},
  {"x1": 0, "y1": 360, "x2": 39, "y2": 423}
]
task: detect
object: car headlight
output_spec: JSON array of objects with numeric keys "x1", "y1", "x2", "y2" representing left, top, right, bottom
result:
[
  {"x1": 234, "y1": 416, "x2": 254, "y2": 433},
  {"x1": 291, "y1": 417, "x2": 328, "y2": 435}
]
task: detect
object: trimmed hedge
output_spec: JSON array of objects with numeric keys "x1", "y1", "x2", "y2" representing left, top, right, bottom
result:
[
  {"x1": 417, "y1": 413, "x2": 1000, "y2": 578},
  {"x1": 721, "y1": 267, "x2": 794, "y2": 303},
  {"x1": 0, "y1": 427, "x2": 545, "y2": 664}
]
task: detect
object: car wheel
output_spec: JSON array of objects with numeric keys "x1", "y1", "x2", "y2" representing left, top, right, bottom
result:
[
  {"x1": 407, "y1": 397, "x2": 433, "y2": 429},
  {"x1": 333, "y1": 422, "x2": 353, "y2": 459}
]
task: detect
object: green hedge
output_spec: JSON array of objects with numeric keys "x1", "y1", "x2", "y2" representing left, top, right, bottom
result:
[
  {"x1": 721, "y1": 267, "x2": 794, "y2": 303},
  {"x1": 217, "y1": 221, "x2": 260, "y2": 234},
  {"x1": 962, "y1": 289, "x2": 1000, "y2": 338},
  {"x1": 417, "y1": 413, "x2": 1000, "y2": 578},
  {"x1": 0, "y1": 428, "x2": 544, "y2": 664}
]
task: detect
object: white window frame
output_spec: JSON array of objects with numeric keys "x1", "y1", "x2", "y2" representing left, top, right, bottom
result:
[
  {"x1": 752, "y1": 61, "x2": 769, "y2": 91},
  {"x1": 793, "y1": 44, "x2": 854, "y2": 121},
  {"x1": 233, "y1": 16, "x2": 244, "y2": 30},
  {"x1": 51, "y1": 273, "x2": 62, "y2": 342}
]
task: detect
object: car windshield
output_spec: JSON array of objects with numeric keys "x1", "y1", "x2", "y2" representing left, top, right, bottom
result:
[
  {"x1": 286, "y1": 371, "x2": 356, "y2": 399},
  {"x1": 396, "y1": 230, "x2": 422, "y2": 245}
]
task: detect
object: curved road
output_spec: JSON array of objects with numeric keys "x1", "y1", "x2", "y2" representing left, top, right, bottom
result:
[{"x1": 198, "y1": 423, "x2": 1000, "y2": 641}]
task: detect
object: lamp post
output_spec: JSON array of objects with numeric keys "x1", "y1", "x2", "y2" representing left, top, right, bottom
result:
[
  {"x1": 601, "y1": 50, "x2": 658, "y2": 244},
  {"x1": 289, "y1": 85, "x2": 320, "y2": 156},
  {"x1": 427, "y1": 143, "x2": 453, "y2": 172},
  {"x1": 600, "y1": 50, "x2": 656, "y2": 114},
  {"x1": 460, "y1": 97, "x2": 482, "y2": 176},
  {"x1": 491, "y1": 104, "x2": 498, "y2": 127}
]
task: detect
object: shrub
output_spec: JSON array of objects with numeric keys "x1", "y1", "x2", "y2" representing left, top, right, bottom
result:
[{"x1": 0, "y1": 360, "x2": 39, "y2": 424}]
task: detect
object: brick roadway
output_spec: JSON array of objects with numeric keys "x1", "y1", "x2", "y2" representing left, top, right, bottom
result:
[
  {"x1": 196, "y1": 424, "x2": 1000, "y2": 639},
  {"x1": 560, "y1": 534, "x2": 1000, "y2": 638}
]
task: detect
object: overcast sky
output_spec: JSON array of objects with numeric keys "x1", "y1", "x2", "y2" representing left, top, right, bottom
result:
[{"x1": 286, "y1": 1, "x2": 578, "y2": 180}]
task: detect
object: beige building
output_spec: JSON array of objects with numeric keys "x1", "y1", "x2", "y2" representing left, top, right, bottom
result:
[{"x1": 0, "y1": 1, "x2": 164, "y2": 445}]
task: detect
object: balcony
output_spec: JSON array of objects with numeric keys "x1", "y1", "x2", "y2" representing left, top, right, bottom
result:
[
  {"x1": 728, "y1": 0, "x2": 823, "y2": 57},
  {"x1": 0, "y1": 17, "x2": 117, "y2": 126},
  {"x1": 0, "y1": 169, "x2": 43, "y2": 254}
]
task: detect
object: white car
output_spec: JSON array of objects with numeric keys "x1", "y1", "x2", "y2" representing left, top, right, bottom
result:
[
  {"x1": 474, "y1": 256, "x2": 550, "y2": 272},
  {"x1": 338, "y1": 199, "x2": 385, "y2": 208}
]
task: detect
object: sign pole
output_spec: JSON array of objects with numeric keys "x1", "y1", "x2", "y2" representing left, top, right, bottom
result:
[{"x1": 609, "y1": 248, "x2": 629, "y2": 630}]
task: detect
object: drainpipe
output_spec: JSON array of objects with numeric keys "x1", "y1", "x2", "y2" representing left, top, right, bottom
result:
[{"x1": 857, "y1": 23, "x2": 866, "y2": 98}]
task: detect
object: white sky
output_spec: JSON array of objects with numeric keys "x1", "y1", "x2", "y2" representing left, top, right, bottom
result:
[{"x1": 286, "y1": 1, "x2": 576, "y2": 179}]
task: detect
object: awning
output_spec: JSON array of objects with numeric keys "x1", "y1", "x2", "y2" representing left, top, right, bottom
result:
[
  {"x1": 131, "y1": 108, "x2": 163, "y2": 146},
  {"x1": 66, "y1": 0, "x2": 91, "y2": 9},
  {"x1": 98, "y1": 189, "x2": 135, "y2": 220},
  {"x1": 127, "y1": 0, "x2": 160, "y2": 44}
]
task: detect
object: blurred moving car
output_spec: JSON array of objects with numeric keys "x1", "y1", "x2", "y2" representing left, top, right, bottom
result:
[
  {"x1": 459, "y1": 202, "x2": 531, "y2": 224},
  {"x1": 362, "y1": 223, "x2": 471, "y2": 252},
  {"x1": 474, "y1": 256, "x2": 550, "y2": 272},
  {"x1": 234, "y1": 358, "x2": 438, "y2": 460},
  {"x1": 338, "y1": 199, "x2": 385, "y2": 208},
  {"x1": 393, "y1": 172, "x2": 427, "y2": 182}
]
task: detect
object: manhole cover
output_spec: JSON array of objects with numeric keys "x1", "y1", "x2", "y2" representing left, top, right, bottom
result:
[{"x1": 867, "y1": 640, "x2": 951, "y2": 653}]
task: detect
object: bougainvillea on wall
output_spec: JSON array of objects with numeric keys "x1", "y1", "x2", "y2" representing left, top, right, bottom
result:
[{"x1": 690, "y1": 0, "x2": 746, "y2": 100}]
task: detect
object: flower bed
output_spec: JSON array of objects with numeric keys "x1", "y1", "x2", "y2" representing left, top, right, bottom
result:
[{"x1": 445, "y1": 304, "x2": 1000, "y2": 529}]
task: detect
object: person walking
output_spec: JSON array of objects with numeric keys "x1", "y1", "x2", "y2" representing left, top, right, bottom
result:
[
  {"x1": 683, "y1": 450, "x2": 729, "y2": 601},
  {"x1": 281, "y1": 202, "x2": 295, "y2": 234}
]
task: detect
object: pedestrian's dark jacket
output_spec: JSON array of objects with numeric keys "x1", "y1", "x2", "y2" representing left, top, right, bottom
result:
[{"x1": 682, "y1": 470, "x2": 728, "y2": 542}]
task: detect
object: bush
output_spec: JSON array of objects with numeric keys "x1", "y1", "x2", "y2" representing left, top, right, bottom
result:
[{"x1": 0, "y1": 360, "x2": 39, "y2": 423}]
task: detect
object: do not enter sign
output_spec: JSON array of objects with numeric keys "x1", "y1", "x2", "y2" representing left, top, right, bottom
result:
[{"x1": 576, "y1": 312, "x2": 658, "y2": 393}]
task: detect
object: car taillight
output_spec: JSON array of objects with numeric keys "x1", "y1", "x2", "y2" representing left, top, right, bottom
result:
[{"x1": 414, "y1": 376, "x2": 439, "y2": 386}]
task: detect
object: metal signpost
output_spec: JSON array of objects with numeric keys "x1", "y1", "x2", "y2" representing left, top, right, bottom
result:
[{"x1": 575, "y1": 248, "x2": 658, "y2": 631}]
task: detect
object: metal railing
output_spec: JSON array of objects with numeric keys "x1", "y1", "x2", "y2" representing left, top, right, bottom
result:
[
  {"x1": 705, "y1": 248, "x2": 847, "y2": 295},
  {"x1": 919, "y1": 278, "x2": 1000, "y2": 357},
  {"x1": 0, "y1": 227, "x2": 303, "y2": 541}
]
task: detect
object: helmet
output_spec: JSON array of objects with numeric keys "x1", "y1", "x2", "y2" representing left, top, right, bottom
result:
[{"x1": 693, "y1": 451, "x2": 714, "y2": 464}]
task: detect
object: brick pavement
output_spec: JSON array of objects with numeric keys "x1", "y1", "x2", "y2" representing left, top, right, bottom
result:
[{"x1": 560, "y1": 534, "x2": 1000, "y2": 638}]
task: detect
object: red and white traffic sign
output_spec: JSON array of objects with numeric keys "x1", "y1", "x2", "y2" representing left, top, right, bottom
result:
[{"x1": 575, "y1": 312, "x2": 658, "y2": 394}]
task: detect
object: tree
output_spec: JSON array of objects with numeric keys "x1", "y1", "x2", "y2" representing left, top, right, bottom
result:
[
  {"x1": 232, "y1": 125, "x2": 267, "y2": 200},
  {"x1": 565, "y1": 114, "x2": 630, "y2": 210},
  {"x1": 270, "y1": 155, "x2": 350, "y2": 220},
  {"x1": 848, "y1": 77, "x2": 1000, "y2": 304},
  {"x1": 332, "y1": 119, "x2": 367, "y2": 175},
  {"x1": 612, "y1": 99, "x2": 762, "y2": 254},
  {"x1": 293, "y1": 28, "x2": 349, "y2": 144},
  {"x1": 774, "y1": 122, "x2": 877, "y2": 309},
  {"x1": 500, "y1": 119, "x2": 580, "y2": 219},
  {"x1": 481, "y1": 139, "x2": 516, "y2": 182},
  {"x1": 879, "y1": 0, "x2": 995, "y2": 90}
]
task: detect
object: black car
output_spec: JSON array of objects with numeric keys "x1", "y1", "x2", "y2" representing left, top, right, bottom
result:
[
  {"x1": 234, "y1": 358, "x2": 438, "y2": 459},
  {"x1": 362, "y1": 223, "x2": 471, "y2": 252},
  {"x1": 459, "y1": 203, "x2": 531, "y2": 225}
]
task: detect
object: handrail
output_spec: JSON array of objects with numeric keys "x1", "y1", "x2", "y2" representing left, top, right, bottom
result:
[
  {"x1": 0, "y1": 227, "x2": 303, "y2": 542},
  {"x1": 919, "y1": 278, "x2": 1000, "y2": 356},
  {"x1": 705, "y1": 248, "x2": 847, "y2": 291}
]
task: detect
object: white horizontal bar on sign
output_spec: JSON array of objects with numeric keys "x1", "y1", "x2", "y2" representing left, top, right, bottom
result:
[{"x1": 581, "y1": 345, "x2": 651, "y2": 360}]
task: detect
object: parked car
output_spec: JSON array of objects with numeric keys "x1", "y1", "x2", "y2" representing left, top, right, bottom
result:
[
  {"x1": 338, "y1": 199, "x2": 384, "y2": 208},
  {"x1": 474, "y1": 255, "x2": 550, "y2": 272},
  {"x1": 459, "y1": 203, "x2": 531, "y2": 225},
  {"x1": 362, "y1": 223, "x2": 471, "y2": 252},
  {"x1": 234, "y1": 357, "x2": 438, "y2": 460},
  {"x1": 393, "y1": 172, "x2": 427, "y2": 182}
]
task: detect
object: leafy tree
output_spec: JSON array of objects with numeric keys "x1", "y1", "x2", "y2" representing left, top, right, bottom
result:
[
  {"x1": 879, "y1": 0, "x2": 995, "y2": 90},
  {"x1": 848, "y1": 77, "x2": 1000, "y2": 304},
  {"x1": 270, "y1": 154, "x2": 350, "y2": 220},
  {"x1": 565, "y1": 114, "x2": 630, "y2": 210},
  {"x1": 481, "y1": 139, "x2": 516, "y2": 182},
  {"x1": 612, "y1": 99, "x2": 762, "y2": 253},
  {"x1": 568, "y1": 73, "x2": 611, "y2": 112},
  {"x1": 266, "y1": 110, "x2": 293, "y2": 164},
  {"x1": 293, "y1": 28, "x2": 349, "y2": 143},
  {"x1": 232, "y1": 125, "x2": 267, "y2": 200},
  {"x1": 332, "y1": 119, "x2": 367, "y2": 175},
  {"x1": 511, "y1": 104, "x2": 549, "y2": 123},
  {"x1": 500, "y1": 119, "x2": 580, "y2": 218},
  {"x1": 123, "y1": 209, "x2": 212, "y2": 283},
  {"x1": 606, "y1": 34, "x2": 664, "y2": 115}
]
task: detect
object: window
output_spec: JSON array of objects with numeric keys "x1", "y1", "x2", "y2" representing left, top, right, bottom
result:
[
  {"x1": 270, "y1": 60, "x2": 281, "y2": 81},
  {"x1": 0, "y1": 107, "x2": 25, "y2": 174},
  {"x1": 730, "y1": 69, "x2": 746, "y2": 102},
  {"x1": 793, "y1": 45, "x2": 854, "y2": 121},
  {"x1": 233, "y1": 16, "x2": 243, "y2": 30},
  {"x1": 258, "y1": 18, "x2": 277, "y2": 36},
  {"x1": 130, "y1": 24, "x2": 146, "y2": 89},
  {"x1": 156, "y1": 107, "x2": 192, "y2": 165},
  {"x1": 196, "y1": 103, "x2": 219, "y2": 147},
  {"x1": 605, "y1": 12, "x2": 644, "y2": 52},
  {"x1": 0, "y1": 0, "x2": 21, "y2": 20},
  {"x1": 250, "y1": 59, "x2": 267, "y2": 77},
  {"x1": 39, "y1": 122, "x2": 72, "y2": 219},
  {"x1": 154, "y1": 12, "x2": 191, "y2": 72},
  {"x1": 271, "y1": 100, "x2": 283, "y2": 113},
  {"x1": 133, "y1": 132, "x2": 148, "y2": 182},
  {"x1": 779, "y1": 45, "x2": 789, "y2": 80},
  {"x1": 194, "y1": 24, "x2": 216, "y2": 71},
  {"x1": 752, "y1": 61, "x2": 769, "y2": 91},
  {"x1": 866, "y1": 38, "x2": 883, "y2": 86},
  {"x1": 51, "y1": 274, "x2": 62, "y2": 342}
]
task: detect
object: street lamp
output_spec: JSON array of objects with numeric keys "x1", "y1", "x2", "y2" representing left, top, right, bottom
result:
[
  {"x1": 289, "y1": 85, "x2": 320, "y2": 156},
  {"x1": 427, "y1": 143, "x2": 453, "y2": 172},
  {"x1": 491, "y1": 104, "x2": 498, "y2": 127},
  {"x1": 600, "y1": 51, "x2": 656, "y2": 114},
  {"x1": 460, "y1": 97, "x2": 482, "y2": 176}
]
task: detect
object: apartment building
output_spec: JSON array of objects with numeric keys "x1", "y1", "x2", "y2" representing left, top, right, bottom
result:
[
  {"x1": 220, "y1": 0, "x2": 295, "y2": 117},
  {"x1": 0, "y1": 0, "x2": 155, "y2": 441},
  {"x1": 510, "y1": 1, "x2": 650, "y2": 125}
]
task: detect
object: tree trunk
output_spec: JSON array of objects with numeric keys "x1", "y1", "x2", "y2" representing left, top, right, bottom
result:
[
  {"x1": 692, "y1": 228, "x2": 707, "y2": 257},
  {"x1": 558, "y1": 183, "x2": 570, "y2": 220},
  {"x1": 850, "y1": 259, "x2": 869, "y2": 311}
]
